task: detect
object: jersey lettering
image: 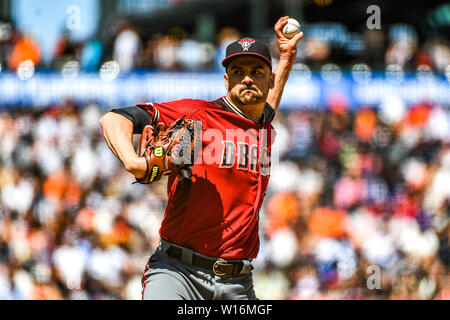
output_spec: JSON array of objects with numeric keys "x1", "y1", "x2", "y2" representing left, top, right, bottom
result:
[
  {"x1": 220, "y1": 141, "x2": 236, "y2": 168},
  {"x1": 219, "y1": 141, "x2": 271, "y2": 175},
  {"x1": 249, "y1": 145, "x2": 258, "y2": 173},
  {"x1": 237, "y1": 143, "x2": 249, "y2": 170}
]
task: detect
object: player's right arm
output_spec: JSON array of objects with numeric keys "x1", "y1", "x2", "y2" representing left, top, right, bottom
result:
[
  {"x1": 100, "y1": 100, "x2": 201, "y2": 179},
  {"x1": 266, "y1": 16, "x2": 303, "y2": 113},
  {"x1": 99, "y1": 111, "x2": 147, "y2": 179}
]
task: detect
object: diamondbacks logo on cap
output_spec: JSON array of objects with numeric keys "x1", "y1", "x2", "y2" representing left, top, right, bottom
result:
[{"x1": 239, "y1": 38, "x2": 255, "y2": 51}]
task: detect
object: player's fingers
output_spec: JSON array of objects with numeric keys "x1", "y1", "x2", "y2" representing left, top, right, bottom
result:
[
  {"x1": 274, "y1": 16, "x2": 289, "y2": 35},
  {"x1": 277, "y1": 16, "x2": 289, "y2": 27},
  {"x1": 290, "y1": 32, "x2": 304, "y2": 45},
  {"x1": 274, "y1": 27, "x2": 285, "y2": 39},
  {"x1": 275, "y1": 15, "x2": 289, "y2": 24}
]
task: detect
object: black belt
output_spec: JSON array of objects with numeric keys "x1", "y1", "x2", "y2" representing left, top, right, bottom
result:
[{"x1": 167, "y1": 245, "x2": 244, "y2": 277}]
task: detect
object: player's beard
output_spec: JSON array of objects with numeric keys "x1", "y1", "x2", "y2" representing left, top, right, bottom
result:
[{"x1": 230, "y1": 85, "x2": 266, "y2": 105}]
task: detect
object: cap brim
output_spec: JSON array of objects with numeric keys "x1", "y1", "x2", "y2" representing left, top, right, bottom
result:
[{"x1": 222, "y1": 52, "x2": 272, "y2": 69}]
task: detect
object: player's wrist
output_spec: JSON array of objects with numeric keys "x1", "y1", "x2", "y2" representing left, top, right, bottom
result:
[
  {"x1": 125, "y1": 156, "x2": 147, "y2": 179},
  {"x1": 277, "y1": 55, "x2": 297, "y2": 69},
  {"x1": 279, "y1": 51, "x2": 297, "y2": 63}
]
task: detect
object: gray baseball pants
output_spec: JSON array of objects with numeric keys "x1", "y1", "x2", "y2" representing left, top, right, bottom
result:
[{"x1": 141, "y1": 238, "x2": 257, "y2": 300}]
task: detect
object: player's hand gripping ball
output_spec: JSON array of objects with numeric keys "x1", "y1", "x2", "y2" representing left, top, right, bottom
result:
[
  {"x1": 136, "y1": 117, "x2": 202, "y2": 184},
  {"x1": 282, "y1": 18, "x2": 301, "y2": 39}
]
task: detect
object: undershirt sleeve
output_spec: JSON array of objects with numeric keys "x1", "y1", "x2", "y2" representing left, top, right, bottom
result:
[
  {"x1": 110, "y1": 106, "x2": 153, "y2": 134},
  {"x1": 264, "y1": 102, "x2": 275, "y2": 123}
]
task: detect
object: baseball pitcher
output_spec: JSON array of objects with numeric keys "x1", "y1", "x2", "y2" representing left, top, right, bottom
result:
[{"x1": 100, "y1": 17, "x2": 303, "y2": 300}]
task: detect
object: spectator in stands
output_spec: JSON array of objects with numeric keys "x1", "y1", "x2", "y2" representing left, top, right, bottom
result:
[
  {"x1": 113, "y1": 20, "x2": 142, "y2": 72},
  {"x1": 8, "y1": 32, "x2": 41, "y2": 71}
]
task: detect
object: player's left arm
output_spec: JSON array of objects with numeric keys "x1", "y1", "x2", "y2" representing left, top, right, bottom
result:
[{"x1": 266, "y1": 16, "x2": 304, "y2": 113}]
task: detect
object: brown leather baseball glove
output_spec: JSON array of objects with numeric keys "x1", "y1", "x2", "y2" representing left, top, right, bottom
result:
[{"x1": 135, "y1": 117, "x2": 202, "y2": 184}]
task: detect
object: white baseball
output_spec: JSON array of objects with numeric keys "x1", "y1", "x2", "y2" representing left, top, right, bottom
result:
[{"x1": 282, "y1": 18, "x2": 301, "y2": 39}]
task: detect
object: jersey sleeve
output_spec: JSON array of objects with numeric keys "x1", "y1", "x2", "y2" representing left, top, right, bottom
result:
[
  {"x1": 136, "y1": 99, "x2": 206, "y2": 126},
  {"x1": 109, "y1": 99, "x2": 205, "y2": 134}
]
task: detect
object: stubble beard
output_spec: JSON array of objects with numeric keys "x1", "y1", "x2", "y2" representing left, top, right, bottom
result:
[{"x1": 230, "y1": 86, "x2": 266, "y2": 106}]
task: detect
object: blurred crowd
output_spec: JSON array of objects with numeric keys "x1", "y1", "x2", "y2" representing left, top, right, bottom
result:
[
  {"x1": 0, "y1": 101, "x2": 162, "y2": 299},
  {"x1": 256, "y1": 99, "x2": 450, "y2": 300},
  {"x1": 0, "y1": 95, "x2": 449, "y2": 300},
  {"x1": 0, "y1": 17, "x2": 449, "y2": 74},
  {"x1": 0, "y1": 4, "x2": 449, "y2": 300}
]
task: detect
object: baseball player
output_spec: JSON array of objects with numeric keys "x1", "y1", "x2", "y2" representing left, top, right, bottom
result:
[{"x1": 100, "y1": 17, "x2": 303, "y2": 300}]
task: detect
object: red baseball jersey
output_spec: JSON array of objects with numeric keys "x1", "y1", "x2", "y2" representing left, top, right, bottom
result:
[{"x1": 136, "y1": 97, "x2": 276, "y2": 260}]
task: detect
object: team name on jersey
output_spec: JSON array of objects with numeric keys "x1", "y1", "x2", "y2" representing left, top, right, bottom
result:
[
  {"x1": 201, "y1": 128, "x2": 273, "y2": 176},
  {"x1": 219, "y1": 141, "x2": 271, "y2": 176}
]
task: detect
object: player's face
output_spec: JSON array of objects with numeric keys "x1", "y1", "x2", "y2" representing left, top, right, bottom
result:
[{"x1": 224, "y1": 56, "x2": 274, "y2": 106}]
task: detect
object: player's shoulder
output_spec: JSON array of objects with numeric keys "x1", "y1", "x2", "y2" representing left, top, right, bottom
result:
[
  {"x1": 175, "y1": 98, "x2": 223, "y2": 107},
  {"x1": 169, "y1": 98, "x2": 226, "y2": 115},
  {"x1": 139, "y1": 98, "x2": 216, "y2": 109},
  {"x1": 170, "y1": 98, "x2": 212, "y2": 108}
]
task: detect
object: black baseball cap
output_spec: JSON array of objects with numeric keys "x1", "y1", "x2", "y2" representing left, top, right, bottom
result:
[{"x1": 222, "y1": 37, "x2": 272, "y2": 70}]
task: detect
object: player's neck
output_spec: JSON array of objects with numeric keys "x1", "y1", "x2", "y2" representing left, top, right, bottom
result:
[{"x1": 226, "y1": 95, "x2": 264, "y2": 123}]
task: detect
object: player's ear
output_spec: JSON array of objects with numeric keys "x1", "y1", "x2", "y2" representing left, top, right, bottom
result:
[
  {"x1": 224, "y1": 73, "x2": 230, "y2": 91},
  {"x1": 269, "y1": 73, "x2": 275, "y2": 89}
]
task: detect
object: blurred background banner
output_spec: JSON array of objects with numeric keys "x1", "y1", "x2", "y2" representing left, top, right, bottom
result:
[
  {"x1": 0, "y1": 0, "x2": 449, "y2": 300},
  {"x1": 0, "y1": 71, "x2": 449, "y2": 108}
]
